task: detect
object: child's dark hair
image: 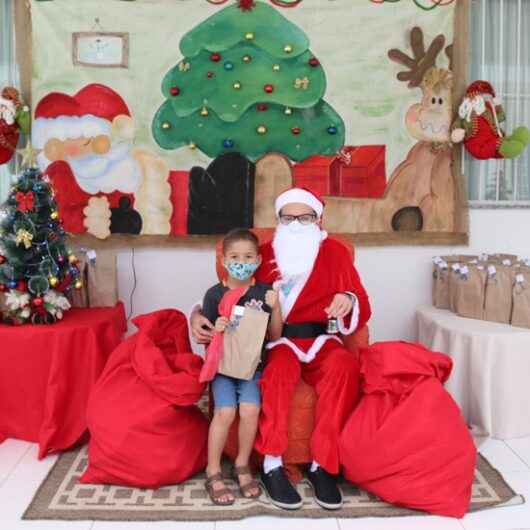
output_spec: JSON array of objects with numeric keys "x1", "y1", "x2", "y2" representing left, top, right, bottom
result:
[{"x1": 222, "y1": 228, "x2": 259, "y2": 254}]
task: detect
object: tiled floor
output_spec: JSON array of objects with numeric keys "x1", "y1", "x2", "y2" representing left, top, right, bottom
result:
[{"x1": 0, "y1": 436, "x2": 529, "y2": 530}]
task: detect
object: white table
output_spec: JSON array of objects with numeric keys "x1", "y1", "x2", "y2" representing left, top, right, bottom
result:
[{"x1": 417, "y1": 306, "x2": 530, "y2": 440}]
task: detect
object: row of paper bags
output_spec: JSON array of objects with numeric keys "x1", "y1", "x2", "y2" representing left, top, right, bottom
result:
[{"x1": 432, "y1": 253, "x2": 530, "y2": 328}]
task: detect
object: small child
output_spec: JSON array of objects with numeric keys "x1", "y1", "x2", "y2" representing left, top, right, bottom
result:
[{"x1": 202, "y1": 229, "x2": 282, "y2": 506}]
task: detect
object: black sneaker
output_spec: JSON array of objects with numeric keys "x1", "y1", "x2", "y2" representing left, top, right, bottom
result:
[
  {"x1": 260, "y1": 467, "x2": 303, "y2": 510},
  {"x1": 306, "y1": 467, "x2": 343, "y2": 510}
]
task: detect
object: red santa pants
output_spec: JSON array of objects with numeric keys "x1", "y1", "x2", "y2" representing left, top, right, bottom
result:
[
  {"x1": 255, "y1": 339, "x2": 360, "y2": 474},
  {"x1": 464, "y1": 116, "x2": 503, "y2": 159}
]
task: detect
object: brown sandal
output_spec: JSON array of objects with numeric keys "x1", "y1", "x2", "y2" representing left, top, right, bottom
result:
[
  {"x1": 205, "y1": 473, "x2": 235, "y2": 506},
  {"x1": 232, "y1": 465, "x2": 261, "y2": 499}
]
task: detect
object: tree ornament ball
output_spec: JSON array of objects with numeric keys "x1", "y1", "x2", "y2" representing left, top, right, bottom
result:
[
  {"x1": 75, "y1": 280, "x2": 83, "y2": 290},
  {"x1": 233, "y1": 82, "x2": 242, "y2": 90},
  {"x1": 210, "y1": 52, "x2": 221, "y2": 62},
  {"x1": 224, "y1": 61, "x2": 234, "y2": 71},
  {"x1": 17, "y1": 280, "x2": 26, "y2": 292},
  {"x1": 291, "y1": 127, "x2": 301, "y2": 135},
  {"x1": 284, "y1": 44, "x2": 293, "y2": 54},
  {"x1": 309, "y1": 57, "x2": 320, "y2": 67},
  {"x1": 257, "y1": 103, "x2": 268, "y2": 112},
  {"x1": 170, "y1": 86, "x2": 180, "y2": 96},
  {"x1": 189, "y1": 142, "x2": 197, "y2": 150},
  {"x1": 257, "y1": 125, "x2": 267, "y2": 135},
  {"x1": 272, "y1": 64, "x2": 281, "y2": 72},
  {"x1": 51, "y1": 211, "x2": 59, "y2": 220},
  {"x1": 223, "y1": 139, "x2": 234, "y2": 148},
  {"x1": 0, "y1": 284, "x2": 6, "y2": 292},
  {"x1": 200, "y1": 107, "x2": 209, "y2": 117},
  {"x1": 33, "y1": 297, "x2": 43, "y2": 307},
  {"x1": 58, "y1": 255, "x2": 65, "y2": 264},
  {"x1": 8, "y1": 280, "x2": 17, "y2": 289},
  {"x1": 68, "y1": 255, "x2": 77, "y2": 264},
  {"x1": 327, "y1": 126, "x2": 338, "y2": 135},
  {"x1": 264, "y1": 84, "x2": 274, "y2": 93},
  {"x1": 207, "y1": 71, "x2": 215, "y2": 79},
  {"x1": 162, "y1": 122, "x2": 171, "y2": 130},
  {"x1": 245, "y1": 32, "x2": 254, "y2": 41},
  {"x1": 242, "y1": 55, "x2": 252, "y2": 63},
  {"x1": 49, "y1": 276, "x2": 58, "y2": 287},
  {"x1": 0, "y1": 255, "x2": 5, "y2": 264},
  {"x1": 284, "y1": 107, "x2": 293, "y2": 115}
]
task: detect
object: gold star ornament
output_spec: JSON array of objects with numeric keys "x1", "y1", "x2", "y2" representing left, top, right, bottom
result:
[{"x1": 17, "y1": 141, "x2": 41, "y2": 169}]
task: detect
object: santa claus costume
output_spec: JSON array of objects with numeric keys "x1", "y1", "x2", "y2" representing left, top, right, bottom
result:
[
  {"x1": 32, "y1": 84, "x2": 141, "y2": 235},
  {"x1": 253, "y1": 188, "x2": 371, "y2": 510},
  {"x1": 451, "y1": 80, "x2": 530, "y2": 160}
]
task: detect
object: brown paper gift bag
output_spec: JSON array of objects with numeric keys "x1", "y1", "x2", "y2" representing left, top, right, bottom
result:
[
  {"x1": 484, "y1": 264, "x2": 514, "y2": 324},
  {"x1": 448, "y1": 262, "x2": 463, "y2": 313},
  {"x1": 87, "y1": 249, "x2": 119, "y2": 307},
  {"x1": 432, "y1": 258, "x2": 450, "y2": 309},
  {"x1": 511, "y1": 268, "x2": 530, "y2": 329},
  {"x1": 490, "y1": 253, "x2": 518, "y2": 265},
  {"x1": 455, "y1": 265, "x2": 486, "y2": 320},
  {"x1": 218, "y1": 305, "x2": 270, "y2": 381}
]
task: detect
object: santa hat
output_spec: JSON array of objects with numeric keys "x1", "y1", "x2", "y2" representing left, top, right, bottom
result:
[
  {"x1": 275, "y1": 187, "x2": 325, "y2": 218},
  {"x1": 466, "y1": 80, "x2": 496, "y2": 99},
  {"x1": 32, "y1": 84, "x2": 131, "y2": 149}
]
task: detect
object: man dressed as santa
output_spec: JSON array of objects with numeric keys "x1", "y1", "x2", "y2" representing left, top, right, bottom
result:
[
  {"x1": 191, "y1": 188, "x2": 371, "y2": 510},
  {"x1": 32, "y1": 84, "x2": 171, "y2": 239}
]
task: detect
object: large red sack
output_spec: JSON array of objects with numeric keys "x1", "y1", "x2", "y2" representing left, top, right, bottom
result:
[
  {"x1": 80, "y1": 309, "x2": 208, "y2": 489},
  {"x1": 339, "y1": 341, "x2": 476, "y2": 518}
]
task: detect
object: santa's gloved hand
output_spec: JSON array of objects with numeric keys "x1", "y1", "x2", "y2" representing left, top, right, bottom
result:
[
  {"x1": 83, "y1": 196, "x2": 111, "y2": 239},
  {"x1": 110, "y1": 197, "x2": 143, "y2": 234}
]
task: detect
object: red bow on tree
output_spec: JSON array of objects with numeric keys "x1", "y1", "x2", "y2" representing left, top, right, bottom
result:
[{"x1": 15, "y1": 191, "x2": 35, "y2": 212}]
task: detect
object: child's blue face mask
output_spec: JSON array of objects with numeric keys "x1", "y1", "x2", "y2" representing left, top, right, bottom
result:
[{"x1": 224, "y1": 261, "x2": 259, "y2": 281}]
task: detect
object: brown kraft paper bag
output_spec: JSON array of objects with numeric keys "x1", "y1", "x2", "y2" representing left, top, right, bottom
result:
[
  {"x1": 484, "y1": 264, "x2": 514, "y2": 324},
  {"x1": 455, "y1": 265, "x2": 486, "y2": 320},
  {"x1": 511, "y1": 268, "x2": 530, "y2": 329},
  {"x1": 448, "y1": 262, "x2": 463, "y2": 313},
  {"x1": 218, "y1": 305, "x2": 270, "y2": 381},
  {"x1": 432, "y1": 258, "x2": 449, "y2": 309},
  {"x1": 87, "y1": 249, "x2": 119, "y2": 307}
]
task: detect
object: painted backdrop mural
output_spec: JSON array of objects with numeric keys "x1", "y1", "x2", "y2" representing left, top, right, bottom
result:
[{"x1": 30, "y1": 0, "x2": 464, "y2": 243}]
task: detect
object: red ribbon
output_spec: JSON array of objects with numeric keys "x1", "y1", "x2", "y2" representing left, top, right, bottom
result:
[{"x1": 15, "y1": 191, "x2": 34, "y2": 212}]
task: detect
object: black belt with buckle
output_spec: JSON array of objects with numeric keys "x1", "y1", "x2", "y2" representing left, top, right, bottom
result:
[{"x1": 282, "y1": 322, "x2": 327, "y2": 338}]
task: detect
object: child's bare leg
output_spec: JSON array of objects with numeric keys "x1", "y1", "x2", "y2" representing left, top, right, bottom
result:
[
  {"x1": 235, "y1": 403, "x2": 260, "y2": 497},
  {"x1": 208, "y1": 407, "x2": 236, "y2": 503}
]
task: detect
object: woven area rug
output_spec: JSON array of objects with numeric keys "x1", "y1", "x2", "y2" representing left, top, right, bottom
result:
[{"x1": 23, "y1": 446, "x2": 524, "y2": 521}]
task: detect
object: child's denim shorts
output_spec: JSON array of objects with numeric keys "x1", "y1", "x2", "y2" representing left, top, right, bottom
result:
[{"x1": 211, "y1": 371, "x2": 262, "y2": 408}]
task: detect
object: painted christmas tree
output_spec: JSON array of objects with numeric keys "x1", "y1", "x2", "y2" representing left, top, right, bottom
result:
[
  {"x1": 0, "y1": 163, "x2": 82, "y2": 324},
  {"x1": 152, "y1": 0, "x2": 344, "y2": 161}
]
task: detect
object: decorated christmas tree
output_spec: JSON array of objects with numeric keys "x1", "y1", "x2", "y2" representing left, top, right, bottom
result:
[
  {"x1": 152, "y1": 0, "x2": 344, "y2": 161},
  {"x1": 0, "y1": 157, "x2": 82, "y2": 325}
]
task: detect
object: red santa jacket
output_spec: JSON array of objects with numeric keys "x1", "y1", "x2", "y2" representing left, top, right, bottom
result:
[
  {"x1": 255, "y1": 235, "x2": 371, "y2": 362},
  {"x1": 45, "y1": 161, "x2": 134, "y2": 234}
]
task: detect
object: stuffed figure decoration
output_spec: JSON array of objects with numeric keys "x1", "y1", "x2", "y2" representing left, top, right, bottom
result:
[
  {"x1": 451, "y1": 80, "x2": 530, "y2": 160},
  {"x1": 0, "y1": 87, "x2": 30, "y2": 165}
]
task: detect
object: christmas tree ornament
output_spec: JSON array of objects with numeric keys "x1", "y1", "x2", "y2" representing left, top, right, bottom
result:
[
  {"x1": 32, "y1": 297, "x2": 43, "y2": 307},
  {"x1": 451, "y1": 80, "x2": 530, "y2": 160},
  {"x1": 284, "y1": 44, "x2": 293, "y2": 53},
  {"x1": 223, "y1": 138, "x2": 235, "y2": 148},
  {"x1": 178, "y1": 61, "x2": 191, "y2": 72},
  {"x1": 238, "y1": 0, "x2": 256, "y2": 11},
  {"x1": 245, "y1": 32, "x2": 255, "y2": 40},
  {"x1": 68, "y1": 254, "x2": 78, "y2": 264},
  {"x1": 15, "y1": 191, "x2": 34, "y2": 212},
  {"x1": 309, "y1": 57, "x2": 320, "y2": 67},
  {"x1": 200, "y1": 106, "x2": 209, "y2": 117},
  {"x1": 51, "y1": 211, "x2": 59, "y2": 220},
  {"x1": 170, "y1": 86, "x2": 180, "y2": 96},
  {"x1": 272, "y1": 64, "x2": 281, "y2": 72},
  {"x1": 210, "y1": 52, "x2": 222, "y2": 62},
  {"x1": 15, "y1": 228, "x2": 33, "y2": 249},
  {"x1": 16, "y1": 141, "x2": 41, "y2": 169},
  {"x1": 257, "y1": 103, "x2": 268, "y2": 111},
  {"x1": 0, "y1": 284, "x2": 6, "y2": 292},
  {"x1": 327, "y1": 126, "x2": 338, "y2": 135},
  {"x1": 16, "y1": 281, "x2": 26, "y2": 292},
  {"x1": 233, "y1": 82, "x2": 242, "y2": 90},
  {"x1": 0, "y1": 255, "x2": 5, "y2": 264},
  {"x1": 189, "y1": 142, "x2": 197, "y2": 150},
  {"x1": 224, "y1": 61, "x2": 234, "y2": 71},
  {"x1": 161, "y1": 122, "x2": 171, "y2": 130},
  {"x1": 206, "y1": 71, "x2": 215, "y2": 78},
  {"x1": 75, "y1": 280, "x2": 83, "y2": 290},
  {"x1": 257, "y1": 125, "x2": 267, "y2": 135},
  {"x1": 284, "y1": 107, "x2": 293, "y2": 115},
  {"x1": 57, "y1": 255, "x2": 65, "y2": 264},
  {"x1": 7, "y1": 280, "x2": 17, "y2": 289},
  {"x1": 294, "y1": 77, "x2": 310, "y2": 90},
  {"x1": 242, "y1": 55, "x2": 252, "y2": 63},
  {"x1": 264, "y1": 84, "x2": 274, "y2": 93},
  {"x1": 291, "y1": 126, "x2": 301, "y2": 135},
  {"x1": 49, "y1": 277, "x2": 58, "y2": 287}
]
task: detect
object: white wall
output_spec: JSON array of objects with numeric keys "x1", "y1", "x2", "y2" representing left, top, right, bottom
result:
[{"x1": 116, "y1": 209, "x2": 530, "y2": 344}]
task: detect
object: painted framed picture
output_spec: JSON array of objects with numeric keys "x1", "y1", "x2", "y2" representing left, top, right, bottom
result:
[{"x1": 72, "y1": 32, "x2": 129, "y2": 68}]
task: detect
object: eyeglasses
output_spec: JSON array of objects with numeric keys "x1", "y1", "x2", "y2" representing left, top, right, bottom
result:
[{"x1": 279, "y1": 214, "x2": 317, "y2": 225}]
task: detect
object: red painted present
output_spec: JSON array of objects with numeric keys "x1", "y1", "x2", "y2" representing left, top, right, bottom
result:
[
  {"x1": 293, "y1": 145, "x2": 386, "y2": 198},
  {"x1": 168, "y1": 170, "x2": 189, "y2": 235}
]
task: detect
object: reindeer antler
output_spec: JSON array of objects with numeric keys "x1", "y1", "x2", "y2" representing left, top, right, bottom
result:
[
  {"x1": 445, "y1": 44, "x2": 453, "y2": 71},
  {"x1": 388, "y1": 26, "x2": 446, "y2": 88}
]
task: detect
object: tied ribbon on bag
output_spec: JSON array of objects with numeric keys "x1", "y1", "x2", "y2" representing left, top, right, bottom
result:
[
  {"x1": 15, "y1": 191, "x2": 34, "y2": 212},
  {"x1": 199, "y1": 286, "x2": 247, "y2": 383}
]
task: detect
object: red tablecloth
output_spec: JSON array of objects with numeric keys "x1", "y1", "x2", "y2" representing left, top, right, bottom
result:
[{"x1": 0, "y1": 302, "x2": 126, "y2": 458}]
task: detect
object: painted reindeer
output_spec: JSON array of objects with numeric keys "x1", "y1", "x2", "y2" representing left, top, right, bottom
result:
[{"x1": 381, "y1": 26, "x2": 456, "y2": 232}]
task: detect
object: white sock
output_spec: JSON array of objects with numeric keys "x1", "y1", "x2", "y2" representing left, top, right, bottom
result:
[
  {"x1": 310, "y1": 460, "x2": 320, "y2": 472},
  {"x1": 263, "y1": 455, "x2": 283, "y2": 474}
]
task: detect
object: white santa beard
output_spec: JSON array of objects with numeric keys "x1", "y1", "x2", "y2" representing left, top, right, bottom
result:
[
  {"x1": 67, "y1": 142, "x2": 141, "y2": 195},
  {"x1": 272, "y1": 222, "x2": 323, "y2": 280}
]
